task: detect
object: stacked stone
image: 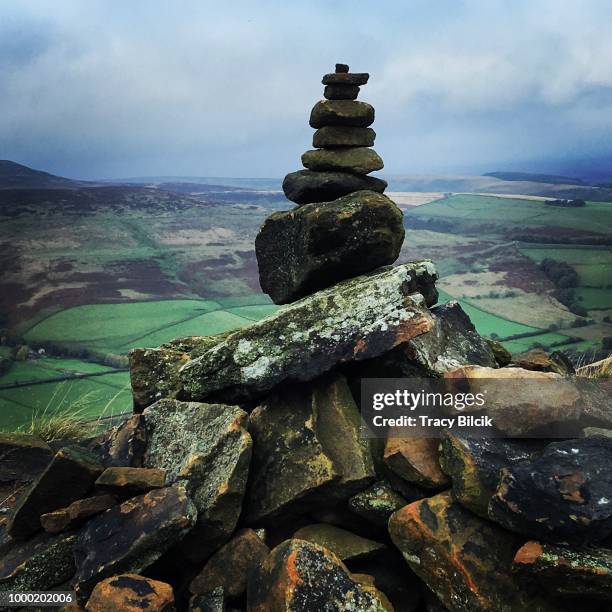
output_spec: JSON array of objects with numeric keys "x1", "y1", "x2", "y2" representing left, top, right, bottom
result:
[{"x1": 255, "y1": 64, "x2": 406, "y2": 304}]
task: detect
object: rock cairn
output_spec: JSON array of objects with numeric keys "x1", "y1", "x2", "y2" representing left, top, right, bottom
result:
[
  {"x1": 256, "y1": 64, "x2": 405, "y2": 304},
  {"x1": 0, "y1": 66, "x2": 611, "y2": 612}
]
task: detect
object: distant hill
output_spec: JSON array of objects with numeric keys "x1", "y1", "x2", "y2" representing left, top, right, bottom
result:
[
  {"x1": 484, "y1": 171, "x2": 583, "y2": 185},
  {"x1": 0, "y1": 160, "x2": 89, "y2": 189}
]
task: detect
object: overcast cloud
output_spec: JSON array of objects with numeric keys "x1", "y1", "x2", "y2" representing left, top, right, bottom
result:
[{"x1": 1, "y1": 0, "x2": 611, "y2": 179}]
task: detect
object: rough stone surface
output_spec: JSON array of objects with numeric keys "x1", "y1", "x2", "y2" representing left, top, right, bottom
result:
[
  {"x1": 189, "y1": 587, "x2": 227, "y2": 611},
  {"x1": 439, "y1": 432, "x2": 545, "y2": 518},
  {"x1": 489, "y1": 436, "x2": 612, "y2": 542},
  {"x1": 189, "y1": 528, "x2": 270, "y2": 599},
  {"x1": 512, "y1": 347, "x2": 575, "y2": 375},
  {"x1": 443, "y1": 365, "x2": 612, "y2": 436},
  {"x1": 90, "y1": 414, "x2": 146, "y2": 467},
  {"x1": 245, "y1": 373, "x2": 375, "y2": 524},
  {"x1": 389, "y1": 491, "x2": 554, "y2": 612},
  {"x1": 95, "y1": 467, "x2": 166, "y2": 496},
  {"x1": 129, "y1": 333, "x2": 232, "y2": 412},
  {"x1": 0, "y1": 433, "x2": 52, "y2": 487},
  {"x1": 322, "y1": 72, "x2": 369, "y2": 86},
  {"x1": 179, "y1": 263, "x2": 435, "y2": 403},
  {"x1": 40, "y1": 494, "x2": 117, "y2": 534},
  {"x1": 313, "y1": 126, "x2": 375, "y2": 148},
  {"x1": 7, "y1": 446, "x2": 103, "y2": 539},
  {"x1": 384, "y1": 437, "x2": 449, "y2": 489},
  {"x1": 323, "y1": 84, "x2": 360, "y2": 100},
  {"x1": 293, "y1": 524, "x2": 385, "y2": 562},
  {"x1": 85, "y1": 573, "x2": 175, "y2": 612},
  {"x1": 73, "y1": 485, "x2": 196, "y2": 599},
  {"x1": 255, "y1": 191, "x2": 405, "y2": 304},
  {"x1": 310, "y1": 100, "x2": 374, "y2": 128},
  {"x1": 301, "y1": 147, "x2": 383, "y2": 174},
  {"x1": 0, "y1": 531, "x2": 76, "y2": 591},
  {"x1": 484, "y1": 338, "x2": 512, "y2": 367},
  {"x1": 348, "y1": 480, "x2": 408, "y2": 527},
  {"x1": 143, "y1": 399, "x2": 252, "y2": 559},
  {"x1": 282, "y1": 169, "x2": 387, "y2": 205},
  {"x1": 513, "y1": 540, "x2": 612, "y2": 600},
  {"x1": 247, "y1": 539, "x2": 391, "y2": 611}
]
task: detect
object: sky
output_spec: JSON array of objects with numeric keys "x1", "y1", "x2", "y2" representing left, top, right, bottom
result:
[{"x1": 1, "y1": 0, "x2": 612, "y2": 180}]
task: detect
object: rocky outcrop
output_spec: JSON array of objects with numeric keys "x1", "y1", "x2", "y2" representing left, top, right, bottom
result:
[
  {"x1": 85, "y1": 573, "x2": 175, "y2": 612},
  {"x1": 40, "y1": 494, "x2": 117, "y2": 534},
  {"x1": 189, "y1": 528, "x2": 269, "y2": 601},
  {"x1": 0, "y1": 531, "x2": 76, "y2": 591},
  {"x1": 292, "y1": 524, "x2": 385, "y2": 562},
  {"x1": 439, "y1": 433, "x2": 546, "y2": 517},
  {"x1": 143, "y1": 399, "x2": 252, "y2": 560},
  {"x1": 255, "y1": 191, "x2": 404, "y2": 304},
  {"x1": 7, "y1": 446, "x2": 103, "y2": 538},
  {"x1": 179, "y1": 264, "x2": 435, "y2": 403},
  {"x1": 247, "y1": 539, "x2": 391, "y2": 611},
  {"x1": 389, "y1": 492, "x2": 554, "y2": 612},
  {"x1": 0, "y1": 433, "x2": 53, "y2": 487},
  {"x1": 489, "y1": 436, "x2": 612, "y2": 542},
  {"x1": 513, "y1": 540, "x2": 612, "y2": 600},
  {"x1": 72, "y1": 485, "x2": 196, "y2": 599},
  {"x1": 244, "y1": 373, "x2": 374, "y2": 524}
]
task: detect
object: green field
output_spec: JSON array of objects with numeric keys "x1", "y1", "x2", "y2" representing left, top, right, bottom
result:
[
  {"x1": 574, "y1": 288, "x2": 612, "y2": 310},
  {"x1": 1, "y1": 296, "x2": 278, "y2": 429},
  {"x1": 411, "y1": 195, "x2": 612, "y2": 233},
  {"x1": 436, "y1": 289, "x2": 582, "y2": 352},
  {"x1": 24, "y1": 297, "x2": 279, "y2": 354},
  {"x1": 519, "y1": 245, "x2": 612, "y2": 287}
]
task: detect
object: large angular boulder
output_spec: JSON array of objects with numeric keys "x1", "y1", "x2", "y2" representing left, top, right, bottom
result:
[
  {"x1": 389, "y1": 492, "x2": 554, "y2": 612},
  {"x1": 85, "y1": 574, "x2": 175, "y2": 612},
  {"x1": 0, "y1": 433, "x2": 52, "y2": 487},
  {"x1": 313, "y1": 126, "x2": 375, "y2": 148},
  {"x1": 179, "y1": 263, "x2": 435, "y2": 403},
  {"x1": 383, "y1": 436, "x2": 449, "y2": 490},
  {"x1": 310, "y1": 100, "x2": 375, "y2": 128},
  {"x1": 343, "y1": 301, "x2": 493, "y2": 381},
  {"x1": 143, "y1": 399, "x2": 252, "y2": 559},
  {"x1": 129, "y1": 332, "x2": 233, "y2": 412},
  {"x1": 7, "y1": 446, "x2": 103, "y2": 539},
  {"x1": 255, "y1": 191, "x2": 405, "y2": 304},
  {"x1": 244, "y1": 373, "x2": 374, "y2": 524},
  {"x1": 247, "y1": 539, "x2": 391, "y2": 611},
  {"x1": 72, "y1": 485, "x2": 196, "y2": 599},
  {"x1": 439, "y1": 433, "x2": 545, "y2": 517},
  {"x1": 292, "y1": 524, "x2": 385, "y2": 562},
  {"x1": 443, "y1": 366, "x2": 612, "y2": 436},
  {"x1": 189, "y1": 528, "x2": 270, "y2": 600},
  {"x1": 489, "y1": 436, "x2": 612, "y2": 542},
  {"x1": 513, "y1": 540, "x2": 612, "y2": 601},
  {"x1": 282, "y1": 170, "x2": 387, "y2": 205},
  {"x1": 301, "y1": 147, "x2": 383, "y2": 174},
  {"x1": 0, "y1": 531, "x2": 76, "y2": 591}
]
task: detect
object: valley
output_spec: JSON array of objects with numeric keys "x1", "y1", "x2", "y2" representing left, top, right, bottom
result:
[{"x1": 0, "y1": 163, "x2": 610, "y2": 428}]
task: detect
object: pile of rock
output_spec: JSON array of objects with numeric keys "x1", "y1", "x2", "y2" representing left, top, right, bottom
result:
[
  {"x1": 256, "y1": 63, "x2": 405, "y2": 304},
  {"x1": 1, "y1": 65, "x2": 611, "y2": 612}
]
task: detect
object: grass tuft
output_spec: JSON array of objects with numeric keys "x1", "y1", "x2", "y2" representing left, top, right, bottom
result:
[{"x1": 576, "y1": 355, "x2": 612, "y2": 379}]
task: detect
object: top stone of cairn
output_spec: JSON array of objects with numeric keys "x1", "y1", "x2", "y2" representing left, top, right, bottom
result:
[{"x1": 322, "y1": 63, "x2": 369, "y2": 86}]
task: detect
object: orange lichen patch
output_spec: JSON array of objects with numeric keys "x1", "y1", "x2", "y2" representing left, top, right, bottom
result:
[
  {"x1": 556, "y1": 472, "x2": 586, "y2": 504},
  {"x1": 395, "y1": 313, "x2": 433, "y2": 344},
  {"x1": 514, "y1": 541, "x2": 544, "y2": 565},
  {"x1": 85, "y1": 573, "x2": 174, "y2": 612}
]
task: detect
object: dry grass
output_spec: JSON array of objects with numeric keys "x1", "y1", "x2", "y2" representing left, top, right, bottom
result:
[{"x1": 576, "y1": 356, "x2": 612, "y2": 379}]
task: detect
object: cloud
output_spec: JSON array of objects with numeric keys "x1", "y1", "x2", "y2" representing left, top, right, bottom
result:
[{"x1": 0, "y1": 0, "x2": 611, "y2": 178}]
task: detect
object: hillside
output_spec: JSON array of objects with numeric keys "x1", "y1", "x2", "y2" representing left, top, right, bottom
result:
[
  {"x1": 484, "y1": 171, "x2": 583, "y2": 184},
  {"x1": 0, "y1": 160, "x2": 90, "y2": 189}
]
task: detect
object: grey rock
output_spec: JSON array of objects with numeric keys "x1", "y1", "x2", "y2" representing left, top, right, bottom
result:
[
  {"x1": 179, "y1": 263, "x2": 435, "y2": 403},
  {"x1": 313, "y1": 126, "x2": 375, "y2": 148},
  {"x1": 310, "y1": 100, "x2": 374, "y2": 128},
  {"x1": 255, "y1": 190, "x2": 404, "y2": 304},
  {"x1": 301, "y1": 147, "x2": 383, "y2": 174}
]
